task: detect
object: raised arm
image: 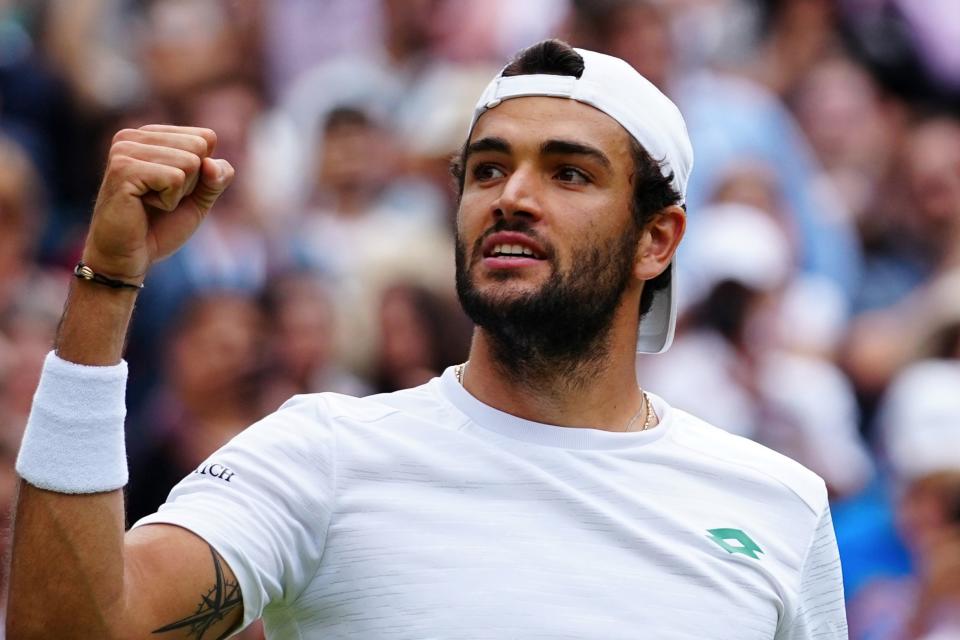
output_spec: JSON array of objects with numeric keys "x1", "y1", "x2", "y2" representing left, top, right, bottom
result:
[{"x1": 6, "y1": 126, "x2": 243, "y2": 639}]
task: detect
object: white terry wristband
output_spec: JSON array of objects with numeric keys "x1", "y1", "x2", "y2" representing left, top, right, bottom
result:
[{"x1": 16, "y1": 351, "x2": 129, "y2": 493}]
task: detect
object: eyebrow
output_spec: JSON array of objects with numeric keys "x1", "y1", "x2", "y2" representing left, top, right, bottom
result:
[
  {"x1": 541, "y1": 139, "x2": 611, "y2": 169},
  {"x1": 465, "y1": 136, "x2": 511, "y2": 159},
  {"x1": 464, "y1": 136, "x2": 612, "y2": 170}
]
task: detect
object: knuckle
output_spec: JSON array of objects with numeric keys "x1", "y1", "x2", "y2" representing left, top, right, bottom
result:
[
  {"x1": 191, "y1": 135, "x2": 210, "y2": 156},
  {"x1": 185, "y1": 153, "x2": 202, "y2": 173},
  {"x1": 111, "y1": 128, "x2": 137, "y2": 145},
  {"x1": 107, "y1": 153, "x2": 133, "y2": 175},
  {"x1": 170, "y1": 167, "x2": 187, "y2": 187},
  {"x1": 176, "y1": 135, "x2": 202, "y2": 157},
  {"x1": 110, "y1": 140, "x2": 137, "y2": 157}
]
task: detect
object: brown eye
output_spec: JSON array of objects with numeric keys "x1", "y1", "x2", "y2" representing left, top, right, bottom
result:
[
  {"x1": 472, "y1": 163, "x2": 506, "y2": 182},
  {"x1": 556, "y1": 167, "x2": 589, "y2": 184}
]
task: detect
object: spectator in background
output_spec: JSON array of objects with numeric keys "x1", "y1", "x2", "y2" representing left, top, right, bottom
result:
[
  {"x1": 126, "y1": 293, "x2": 264, "y2": 525},
  {"x1": 0, "y1": 3, "x2": 78, "y2": 248},
  {"x1": 792, "y1": 53, "x2": 905, "y2": 235},
  {"x1": 287, "y1": 105, "x2": 455, "y2": 375},
  {"x1": 843, "y1": 115, "x2": 960, "y2": 423},
  {"x1": 640, "y1": 203, "x2": 872, "y2": 499},
  {"x1": 565, "y1": 0, "x2": 864, "y2": 300},
  {"x1": 0, "y1": 278, "x2": 67, "y2": 434},
  {"x1": 274, "y1": 0, "x2": 500, "y2": 218},
  {"x1": 0, "y1": 136, "x2": 46, "y2": 310},
  {"x1": 0, "y1": 136, "x2": 68, "y2": 433},
  {"x1": 848, "y1": 358, "x2": 960, "y2": 639},
  {"x1": 373, "y1": 282, "x2": 471, "y2": 393},
  {"x1": 705, "y1": 161, "x2": 852, "y2": 360},
  {"x1": 840, "y1": 0, "x2": 960, "y2": 110},
  {"x1": 258, "y1": 272, "x2": 370, "y2": 416},
  {"x1": 138, "y1": 0, "x2": 260, "y2": 103}
]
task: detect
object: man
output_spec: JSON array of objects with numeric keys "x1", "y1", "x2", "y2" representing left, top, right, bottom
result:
[{"x1": 7, "y1": 40, "x2": 847, "y2": 639}]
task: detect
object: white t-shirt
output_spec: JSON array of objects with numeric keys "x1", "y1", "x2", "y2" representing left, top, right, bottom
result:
[{"x1": 134, "y1": 368, "x2": 847, "y2": 639}]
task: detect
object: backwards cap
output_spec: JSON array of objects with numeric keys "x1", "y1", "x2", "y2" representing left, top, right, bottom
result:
[{"x1": 468, "y1": 47, "x2": 694, "y2": 354}]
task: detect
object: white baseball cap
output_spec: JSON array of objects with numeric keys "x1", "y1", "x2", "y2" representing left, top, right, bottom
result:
[
  {"x1": 468, "y1": 47, "x2": 694, "y2": 354},
  {"x1": 880, "y1": 360, "x2": 960, "y2": 481},
  {"x1": 681, "y1": 203, "x2": 792, "y2": 302}
]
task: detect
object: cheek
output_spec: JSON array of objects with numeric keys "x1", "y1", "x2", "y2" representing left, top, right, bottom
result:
[
  {"x1": 455, "y1": 192, "x2": 497, "y2": 250},
  {"x1": 458, "y1": 186, "x2": 492, "y2": 219}
]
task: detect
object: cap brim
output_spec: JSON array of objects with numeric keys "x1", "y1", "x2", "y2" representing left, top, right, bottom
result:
[{"x1": 636, "y1": 258, "x2": 676, "y2": 354}]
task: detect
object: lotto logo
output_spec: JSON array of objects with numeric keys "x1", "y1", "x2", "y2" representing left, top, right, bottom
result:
[{"x1": 706, "y1": 528, "x2": 763, "y2": 559}]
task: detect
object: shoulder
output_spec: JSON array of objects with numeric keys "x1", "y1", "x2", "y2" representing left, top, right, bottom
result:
[
  {"x1": 666, "y1": 408, "x2": 828, "y2": 516},
  {"x1": 316, "y1": 377, "x2": 447, "y2": 424},
  {"x1": 254, "y1": 377, "x2": 448, "y2": 434}
]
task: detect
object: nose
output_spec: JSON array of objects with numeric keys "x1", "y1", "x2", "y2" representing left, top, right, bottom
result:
[{"x1": 492, "y1": 166, "x2": 543, "y2": 222}]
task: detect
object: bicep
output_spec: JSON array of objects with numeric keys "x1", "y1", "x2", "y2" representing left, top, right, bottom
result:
[{"x1": 122, "y1": 524, "x2": 244, "y2": 640}]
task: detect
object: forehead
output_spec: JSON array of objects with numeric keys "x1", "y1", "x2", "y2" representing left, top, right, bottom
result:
[{"x1": 469, "y1": 96, "x2": 634, "y2": 164}]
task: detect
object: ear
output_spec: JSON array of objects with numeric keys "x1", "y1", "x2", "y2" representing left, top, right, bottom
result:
[{"x1": 634, "y1": 204, "x2": 686, "y2": 281}]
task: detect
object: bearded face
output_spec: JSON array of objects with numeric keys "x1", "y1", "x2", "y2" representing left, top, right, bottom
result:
[{"x1": 456, "y1": 215, "x2": 640, "y2": 381}]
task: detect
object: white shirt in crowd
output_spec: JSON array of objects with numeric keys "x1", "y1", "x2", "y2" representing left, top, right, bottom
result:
[{"x1": 135, "y1": 368, "x2": 847, "y2": 639}]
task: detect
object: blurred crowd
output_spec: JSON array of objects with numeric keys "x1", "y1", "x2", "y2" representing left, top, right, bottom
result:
[{"x1": 1, "y1": 0, "x2": 960, "y2": 637}]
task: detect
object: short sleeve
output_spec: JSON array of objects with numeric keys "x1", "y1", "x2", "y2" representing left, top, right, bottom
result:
[
  {"x1": 132, "y1": 394, "x2": 335, "y2": 632},
  {"x1": 779, "y1": 504, "x2": 849, "y2": 639}
]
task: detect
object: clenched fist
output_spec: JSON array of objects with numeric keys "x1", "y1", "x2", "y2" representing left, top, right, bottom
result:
[{"x1": 83, "y1": 124, "x2": 235, "y2": 283}]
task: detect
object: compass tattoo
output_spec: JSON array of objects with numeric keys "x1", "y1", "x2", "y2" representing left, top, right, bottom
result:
[{"x1": 152, "y1": 546, "x2": 242, "y2": 639}]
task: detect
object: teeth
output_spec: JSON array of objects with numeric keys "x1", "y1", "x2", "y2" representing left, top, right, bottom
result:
[{"x1": 492, "y1": 243, "x2": 537, "y2": 258}]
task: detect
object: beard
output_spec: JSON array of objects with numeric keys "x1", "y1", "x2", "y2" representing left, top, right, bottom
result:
[{"x1": 455, "y1": 218, "x2": 640, "y2": 388}]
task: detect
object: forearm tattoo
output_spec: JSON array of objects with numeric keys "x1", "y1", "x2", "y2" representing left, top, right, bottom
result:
[{"x1": 152, "y1": 546, "x2": 242, "y2": 639}]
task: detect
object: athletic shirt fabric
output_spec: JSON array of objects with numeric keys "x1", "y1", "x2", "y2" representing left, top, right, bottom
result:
[{"x1": 133, "y1": 367, "x2": 848, "y2": 639}]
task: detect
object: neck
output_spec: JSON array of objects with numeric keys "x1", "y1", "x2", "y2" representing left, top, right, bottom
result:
[{"x1": 462, "y1": 315, "x2": 649, "y2": 432}]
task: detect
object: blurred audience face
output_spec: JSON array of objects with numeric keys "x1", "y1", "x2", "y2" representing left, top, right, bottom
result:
[
  {"x1": 168, "y1": 294, "x2": 263, "y2": 403},
  {"x1": 182, "y1": 77, "x2": 262, "y2": 175},
  {"x1": 268, "y1": 277, "x2": 337, "y2": 383},
  {"x1": 316, "y1": 108, "x2": 398, "y2": 213},
  {"x1": 378, "y1": 285, "x2": 439, "y2": 390},
  {"x1": 602, "y1": 2, "x2": 674, "y2": 92},
  {"x1": 0, "y1": 306, "x2": 60, "y2": 419},
  {"x1": 898, "y1": 472, "x2": 960, "y2": 556},
  {"x1": 382, "y1": 0, "x2": 450, "y2": 60},
  {"x1": 0, "y1": 271, "x2": 65, "y2": 423},
  {"x1": 0, "y1": 137, "x2": 41, "y2": 288},
  {"x1": 142, "y1": 0, "x2": 246, "y2": 98},
  {"x1": 569, "y1": 0, "x2": 674, "y2": 91},
  {"x1": 179, "y1": 76, "x2": 263, "y2": 217},
  {"x1": 794, "y1": 56, "x2": 889, "y2": 172},
  {"x1": 903, "y1": 117, "x2": 960, "y2": 230}
]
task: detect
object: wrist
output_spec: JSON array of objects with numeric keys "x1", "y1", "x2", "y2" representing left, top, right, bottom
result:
[
  {"x1": 74, "y1": 262, "x2": 145, "y2": 291},
  {"x1": 80, "y1": 249, "x2": 148, "y2": 285}
]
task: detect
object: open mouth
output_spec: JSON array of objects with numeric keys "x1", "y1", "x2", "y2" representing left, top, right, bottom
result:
[
  {"x1": 480, "y1": 232, "x2": 548, "y2": 264},
  {"x1": 488, "y1": 243, "x2": 543, "y2": 259}
]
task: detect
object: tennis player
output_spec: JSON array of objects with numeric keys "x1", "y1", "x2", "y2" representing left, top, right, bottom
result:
[{"x1": 7, "y1": 40, "x2": 847, "y2": 639}]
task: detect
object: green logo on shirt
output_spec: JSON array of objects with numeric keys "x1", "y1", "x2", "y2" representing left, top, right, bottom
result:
[{"x1": 706, "y1": 528, "x2": 763, "y2": 559}]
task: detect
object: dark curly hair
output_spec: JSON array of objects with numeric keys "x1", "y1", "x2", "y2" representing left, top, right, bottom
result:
[{"x1": 450, "y1": 39, "x2": 681, "y2": 316}]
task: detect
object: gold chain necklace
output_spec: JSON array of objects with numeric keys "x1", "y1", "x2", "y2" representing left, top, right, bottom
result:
[{"x1": 453, "y1": 362, "x2": 655, "y2": 431}]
